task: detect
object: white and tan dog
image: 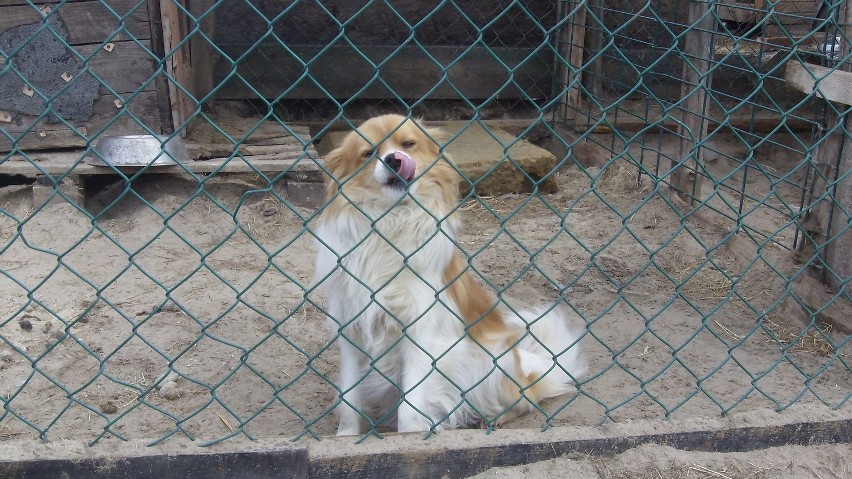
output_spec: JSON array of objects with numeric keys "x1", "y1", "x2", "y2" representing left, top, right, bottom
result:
[{"x1": 313, "y1": 115, "x2": 584, "y2": 435}]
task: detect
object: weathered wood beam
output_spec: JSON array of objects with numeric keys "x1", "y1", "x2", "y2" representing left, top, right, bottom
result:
[
  {"x1": 672, "y1": 0, "x2": 714, "y2": 203},
  {"x1": 786, "y1": 61, "x2": 852, "y2": 106}
]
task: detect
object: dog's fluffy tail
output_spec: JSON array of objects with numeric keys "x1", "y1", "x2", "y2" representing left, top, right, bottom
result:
[{"x1": 510, "y1": 306, "x2": 586, "y2": 401}]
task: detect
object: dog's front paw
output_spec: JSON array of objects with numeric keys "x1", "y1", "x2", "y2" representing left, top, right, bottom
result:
[
  {"x1": 336, "y1": 416, "x2": 365, "y2": 436},
  {"x1": 336, "y1": 425, "x2": 362, "y2": 436},
  {"x1": 477, "y1": 418, "x2": 501, "y2": 430},
  {"x1": 396, "y1": 406, "x2": 435, "y2": 433}
]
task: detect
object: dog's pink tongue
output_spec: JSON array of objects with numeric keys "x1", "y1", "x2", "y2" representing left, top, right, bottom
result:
[{"x1": 394, "y1": 152, "x2": 416, "y2": 182}]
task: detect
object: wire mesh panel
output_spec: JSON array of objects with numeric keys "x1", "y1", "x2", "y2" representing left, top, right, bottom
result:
[{"x1": 0, "y1": 0, "x2": 849, "y2": 447}]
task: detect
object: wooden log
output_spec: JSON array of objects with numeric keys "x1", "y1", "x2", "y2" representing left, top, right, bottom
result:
[
  {"x1": 672, "y1": 0, "x2": 714, "y2": 203},
  {"x1": 212, "y1": 45, "x2": 552, "y2": 100},
  {"x1": 0, "y1": 0, "x2": 151, "y2": 43}
]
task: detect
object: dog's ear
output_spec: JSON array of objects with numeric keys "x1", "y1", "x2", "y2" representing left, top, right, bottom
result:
[
  {"x1": 323, "y1": 144, "x2": 342, "y2": 169},
  {"x1": 423, "y1": 126, "x2": 449, "y2": 147},
  {"x1": 321, "y1": 144, "x2": 347, "y2": 200},
  {"x1": 412, "y1": 117, "x2": 448, "y2": 146}
]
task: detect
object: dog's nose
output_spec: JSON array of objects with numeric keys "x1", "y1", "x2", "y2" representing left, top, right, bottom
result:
[
  {"x1": 382, "y1": 151, "x2": 416, "y2": 182},
  {"x1": 383, "y1": 153, "x2": 402, "y2": 172}
]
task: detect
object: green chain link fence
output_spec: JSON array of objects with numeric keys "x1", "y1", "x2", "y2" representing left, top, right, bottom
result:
[{"x1": 0, "y1": 0, "x2": 849, "y2": 447}]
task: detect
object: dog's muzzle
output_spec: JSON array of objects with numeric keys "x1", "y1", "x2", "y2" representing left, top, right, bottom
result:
[{"x1": 381, "y1": 151, "x2": 416, "y2": 187}]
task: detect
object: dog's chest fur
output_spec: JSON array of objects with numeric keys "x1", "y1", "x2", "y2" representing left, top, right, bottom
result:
[{"x1": 315, "y1": 202, "x2": 460, "y2": 338}]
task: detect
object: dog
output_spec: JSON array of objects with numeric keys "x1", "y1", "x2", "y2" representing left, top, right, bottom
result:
[{"x1": 313, "y1": 114, "x2": 585, "y2": 435}]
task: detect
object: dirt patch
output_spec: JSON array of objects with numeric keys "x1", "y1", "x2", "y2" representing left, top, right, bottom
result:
[{"x1": 471, "y1": 443, "x2": 852, "y2": 479}]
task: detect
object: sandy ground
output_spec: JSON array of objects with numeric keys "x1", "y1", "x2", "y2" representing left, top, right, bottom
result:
[
  {"x1": 0, "y1": 130, "x2": 848, "y2": 474},
  {"x1": 470, "y1": 443, "x2": 852, "y2": 479}
]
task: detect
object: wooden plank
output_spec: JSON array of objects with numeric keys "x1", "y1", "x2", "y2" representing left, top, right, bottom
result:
[
  {"x1": 587, "y1": 116, "x2": 813, "y2": 134},
  {"x1": 0, "y1": 40, "x2": 155, "y2": 98},
  {"x1": 1, "y1": 154, "x2": 320, "y2": 176},
  {"x1": 1, "y1": 90, "x2": 161, "y2": 151},
  {"x1": 0, "y1": 39, "x2": 161, "y2": 150},
  {"x1": 188, "y1": 142, "x2": 308, "y2": 159},
  {"x1": 3, "y1": 120, "x2": 317, "y2": 174},
  {"x1": 213, "y1": 45, "x2": 552, "y2": 100},
  {"x1": 672, "y1": 0, "x2": 714, "y2": 203},
  {"x1": 79, "y1": 41, "x2": 158, "y2": 94},
  {"x1": 716, "y1": 0, "x2": 820, "y2": 23},
  {"x1": 145, "y1": 0, "x2": 175, "y2": 133},
  {"x1": 160, "y1": 0, "x2": 195, "y2": 136},
  {"x1": 786, "y1": 61, "x2": 852, "y2": 106},
  {"x1": 0, "y1": 0, "x2": 151, "y2": 44},
  {"x1": 188, "y1": 0, "x2": 217, "y2": 111},
  {"x1": 823, "y1": 142, "x2": 851, "y2": 290},
  {"x1": 213, "y1": 0, "x2": 556, "y2": 54},
  {"x1": 0, "y1": 0, "x2": 105, "y2": 5},
  {"x1": 295, "y1": 115, "x2": 814, "y2": 137},
  {"x1": 792, "y1": 275, "x2": 852, "y2": 333},
  {"x1": 809, "y1": 126, "x2": 852, "y2": 290}
]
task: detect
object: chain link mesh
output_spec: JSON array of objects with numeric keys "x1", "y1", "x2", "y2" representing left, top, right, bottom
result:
[{"x1": 0, "y1": 0, "x2": 849, "y2": 446}]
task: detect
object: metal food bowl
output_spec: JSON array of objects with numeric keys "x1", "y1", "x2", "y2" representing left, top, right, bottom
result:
[{"x1": 89, "y1": 135, "x2": 188, "y2": 166}]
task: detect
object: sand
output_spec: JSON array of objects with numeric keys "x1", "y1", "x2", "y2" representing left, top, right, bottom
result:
[{"x1": 470, "y1": 443, "x2": 852, "y2": 478}]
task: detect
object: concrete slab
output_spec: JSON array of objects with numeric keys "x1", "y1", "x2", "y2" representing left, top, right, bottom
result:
[{"x1": 317, "y1": 121, "x2": 558, "y2": 195}]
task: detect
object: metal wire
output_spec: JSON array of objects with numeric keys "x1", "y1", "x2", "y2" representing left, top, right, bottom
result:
[{"x1": 0, "y1": 0, "x2": 849, "y2": 446}]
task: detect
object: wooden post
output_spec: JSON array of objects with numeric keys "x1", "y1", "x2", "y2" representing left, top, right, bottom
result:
[
  {"x1": 672, "y1": 0, "x2": 714, "y2": 203},
  {"x1": 556, "y1": 0, "x2": 587, "y2": 124},
  {"x1": 189, "y1": 0, "x2": 217, "y2": 113},
  {"x1": 588, "y1": 0, "x2": 604, "y2": 99},
  {"x1": 809, "y1": 2, "x2": 851, "y2": 292},
  {"x1": 159, "y1": 0, "x2": 194, "y2": 136}
]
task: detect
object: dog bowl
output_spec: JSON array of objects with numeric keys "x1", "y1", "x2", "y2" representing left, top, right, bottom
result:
[{"x1": 89, "y1": 135, "x2": 188, "y2": 166}]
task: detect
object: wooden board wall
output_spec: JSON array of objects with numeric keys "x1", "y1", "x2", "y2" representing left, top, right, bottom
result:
[
  {"x1": 0, "y1": 0, "x2": 166, "y2": 152},
  {"x1": 210, "y1": 0, "x2": 557, "y2": 100},
  {"x1": 213, "y1": 45, "x2": 553, "y2": 101}
]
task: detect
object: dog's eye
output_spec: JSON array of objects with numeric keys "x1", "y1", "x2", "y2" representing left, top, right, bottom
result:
[
  {"x1": 362, "y1": 149, "x2": 374, "y2": 159},
  {"x1": 402, "y1": 140, "x2": 416, "y2": 149}
]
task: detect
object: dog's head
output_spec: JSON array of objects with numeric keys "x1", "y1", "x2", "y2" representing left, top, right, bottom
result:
[{"x1": 322, "y1": 115, "x2": 459, "y2": 211}]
